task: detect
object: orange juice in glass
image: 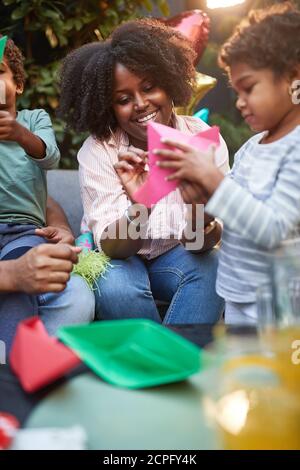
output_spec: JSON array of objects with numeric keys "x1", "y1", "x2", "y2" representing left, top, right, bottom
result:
[
  {"x1": 262, "y1": 326, "x2": 300, "y2": 394},
  {"x1": 205, "y1": 326, "x2": 300, "y2": 450},
  {"x1": 215, "y1": 381, "x2": 300, "y2": 450}
]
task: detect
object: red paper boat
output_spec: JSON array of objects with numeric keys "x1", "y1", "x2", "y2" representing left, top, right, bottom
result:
[{"x1": 10, "y1": 317, "x2": 81, "y2": 393}]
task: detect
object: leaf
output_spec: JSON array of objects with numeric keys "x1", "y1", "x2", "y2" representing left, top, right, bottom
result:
[
  {"x1": 141, "y1": 0, "x2": 152, "y2": 12},
  {"x1": 157, "y1": 0, "x2": 170, "y2": 17},
  {"x1": 74, "y1": 19, "x2": 84, "y2": 31},
  {"x1": 45, "y1": 25, "x2": 58, "y2": 48},
  {"x1": 42, "y1": 9, "x2": 61, "y2": 20},
  {"x1": 56, "y1": 33, "x2": 68, "y2": 47},
  {"x1": 105, "y1": 8, "x2": 119, "y2": 21},
  {"x1": 3, "y1": 0, "x2": 18, "y2": 5},
  {"x1": 11, "y1": 5, "x2": 29, "y2": 20}
]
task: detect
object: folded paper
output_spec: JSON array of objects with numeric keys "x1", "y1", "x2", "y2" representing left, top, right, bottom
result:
[
  {"x1": 10, "y1": 317, "x2": 81, "y2": 393},
  {"x1": 133, "y1": 122, "x2": 220, "y2": 207}
]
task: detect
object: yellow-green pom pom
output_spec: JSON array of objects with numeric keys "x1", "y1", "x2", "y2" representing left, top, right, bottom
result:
[{"x1": 72, "y1": 251, "x2": 111, "y2": 290}]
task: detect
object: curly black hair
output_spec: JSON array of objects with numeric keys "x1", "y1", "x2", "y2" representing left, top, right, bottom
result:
[
  {"x1": 219, "y1": 1, "x2": 300, "y2": 78},
  {"x1": 58, "y1": 19, "x2": 196, "y2": 140},
  {"x1": 0, "y1": 34, "x2": 25, "y2": 88}
]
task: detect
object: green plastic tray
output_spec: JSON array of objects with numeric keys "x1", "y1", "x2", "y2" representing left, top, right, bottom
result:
[{"x1": 58, "y1": 319, "x2": 202, "y2": 389}]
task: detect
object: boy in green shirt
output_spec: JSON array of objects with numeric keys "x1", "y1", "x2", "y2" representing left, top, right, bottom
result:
[
  {"x1": 0, "y1": 36, "x2": 94, "y2": 352},
  {"x1": 0, "y1": 35, "x2": 59, "y2": 251}
]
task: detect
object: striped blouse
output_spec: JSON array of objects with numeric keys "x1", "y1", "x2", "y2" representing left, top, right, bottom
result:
[{"x1": 78, "y1": 114, "x2": 229, "y2": 260}]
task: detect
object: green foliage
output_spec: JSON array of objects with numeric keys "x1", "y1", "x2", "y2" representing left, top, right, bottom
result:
[
  {"x1": 210, "y1": 113, "x2": 253, "y2": 166},
  {"x1": 200, "y1": 42, "x2": 219, "y2": 71},
  {"x1": 0, "y1": 0, "x2": 170, "y2": 168}
]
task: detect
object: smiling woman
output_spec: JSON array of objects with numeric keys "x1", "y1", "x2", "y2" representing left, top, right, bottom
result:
[
  {"x1": 58, "y1": 19, "x2": 229, "y2": 326},
  {"x1": 58, "y1": 19, "x2": 196, "y2": 141},
  {"x1": 112, "y1": 63, "x2": 173, "y2": 151}
]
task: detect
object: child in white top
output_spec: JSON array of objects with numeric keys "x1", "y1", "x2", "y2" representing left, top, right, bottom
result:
[{"x1": 156, "y1": 2, "x2": 300, "y2": 324}]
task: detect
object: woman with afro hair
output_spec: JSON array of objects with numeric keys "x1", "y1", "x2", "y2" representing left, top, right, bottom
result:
[{"x1": 58, "y1": 18, "x2": 229, "y2": 324}]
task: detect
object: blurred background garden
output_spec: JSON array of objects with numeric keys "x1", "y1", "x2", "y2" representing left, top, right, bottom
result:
[{"x1": 1, "y1": 0, "x2": 299, "y2": 167}]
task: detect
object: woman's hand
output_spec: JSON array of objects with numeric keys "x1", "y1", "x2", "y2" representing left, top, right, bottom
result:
[
  {"x1": 35, "y1": 226, "x2": 75, "y2": 245},
  {"x1": 114, "y1": 146, "x2": 149, "y2": 202},
  {"x1": 155, "y1": 138, "x2": 224, "y2": 200}
]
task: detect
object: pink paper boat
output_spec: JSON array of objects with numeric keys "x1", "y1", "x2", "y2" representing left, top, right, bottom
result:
[{"x1": 134, "y1": 122, "x2": 220, "y2": 208}]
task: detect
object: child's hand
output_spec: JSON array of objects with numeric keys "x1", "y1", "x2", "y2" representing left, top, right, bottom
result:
[
  {"x1": 180, "y1": 180, "x2": 208, "y2": 205},
  {"x1": 35, "y1": 226, "x2": 75, "y2": 245},
  {"x1": 0, "y1": 110, "x2": 46, "y2": 157},
  {"x1": 114, "y1": 148, "x2": 149, "y2": 202},
  {"x1": 0, "y1": 110, "x2": 21, "y2": 142},
  {"x1": 155, "y1": 138, "x2": 224, "y2": 197}
]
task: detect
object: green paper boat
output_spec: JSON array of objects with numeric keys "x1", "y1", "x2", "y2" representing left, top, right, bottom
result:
[
  {"x1": 58, "y1": 319, "x2": 202, "y2": 389},
  {"x1": 0, "y1": 36, "x2": 8, "y2": 62}
]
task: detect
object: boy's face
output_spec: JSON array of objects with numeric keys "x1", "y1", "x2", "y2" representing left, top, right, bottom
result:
[
  {"x1": 0, "y1": 58, "x2": 23, "y2": 113},
  {"x1": 230, "y1": 62, "x2": 296, "y2": 135}
]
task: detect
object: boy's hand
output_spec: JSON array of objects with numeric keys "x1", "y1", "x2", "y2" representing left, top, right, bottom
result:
[
  {"x1": 0, "y1": 110, "x2": 21, "y2": 142},
  {"x1": 35, "y1": 226, "x2": 75, "y2": 245},
  {"x1": 154, "y1": 139, "x2": 224, "y2": 197},
  {"x1": 0, "y1": 110, "x2": 46, "y2": 158},
  {"x1": 10, "y1": 244, "x2": 81, "y2": 294}
]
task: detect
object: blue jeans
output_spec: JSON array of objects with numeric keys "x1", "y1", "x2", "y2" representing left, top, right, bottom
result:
[
  {"x1": 0, "y1": 224, "x2": 95, "y2": 354},
  {"x1": 95, "y1": 244, "x2": 224, "y2": 324},
  {"x1": 0, "y1": 274, "x2": 95, "y2": 355}
]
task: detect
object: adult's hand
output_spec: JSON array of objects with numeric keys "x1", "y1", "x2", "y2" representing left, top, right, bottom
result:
[
  {"x1": 8, "y1": 244, "x2": 81, "y2": 294},
  {"x1": 114, "y1": 146, "x2": 148, "y2": 201},
  {"x1": 35, "y1": 225, "x2": 75, "y2": 245}
]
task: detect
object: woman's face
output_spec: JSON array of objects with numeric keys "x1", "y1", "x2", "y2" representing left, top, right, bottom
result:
[{"x1": 112, "y1": 63, "x2": 173, "y2": 149}]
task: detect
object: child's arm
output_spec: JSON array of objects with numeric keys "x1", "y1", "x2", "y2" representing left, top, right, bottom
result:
[
  {"x1": 0, "y1": 110, "x2": 46, "y2": 158},
  {"x1": 0, "y1": 109, "x2": 60, "y2": 169},
  {"x1": 157, "y1": 138, "x2": 300, "y2": 249}
]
